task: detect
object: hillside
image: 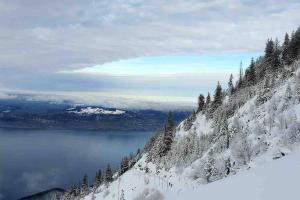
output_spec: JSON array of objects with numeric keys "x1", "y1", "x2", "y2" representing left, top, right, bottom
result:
[
  {"x1": 61, "y1": 27, "x2": 300, "y2": 200},
  {"x1": 0, "y1": 99, "x2": 189, "y2": 131}
]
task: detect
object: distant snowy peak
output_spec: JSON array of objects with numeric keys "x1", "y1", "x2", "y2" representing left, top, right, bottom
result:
[{"x1": 67, "y1": 107, "x2": 126, "y2": 115}]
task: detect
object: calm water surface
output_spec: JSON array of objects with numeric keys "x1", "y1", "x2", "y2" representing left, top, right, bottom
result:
[{"x1": 0, "y1": 129, "x2": 153, "y2": 200}]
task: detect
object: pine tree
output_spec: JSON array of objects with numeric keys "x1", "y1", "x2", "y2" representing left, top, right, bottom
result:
[
  {"x1": 105, "y1": 164, "x2": 113, "y2": 184},
  {"x1": 212, "y1": 82, "x2": 222, "y2": 108},
  {"x1": 265, "y1": 39, "x2": 274, "y2": 62},
  {"x1": 204, "y1": 150, "x2": 217, "y2": 183},
  {"x1": 238, "y1": 62, "x2": 243, "y2": 88},
  {"x1": 248, "y1": 58, "x2": 256, "y2": 85},
  {"x1": 120, "y1": 156, "x2": 129, "y2": 175},
  {"x1": 285, "y1": 83, "x2": 292, "y2": 100},
  {"x1": 205, "y1": 92, "x2": 211, "y2": 109},
  {"x1": 282, "y1": 33, "x2": 290, "y2": 65},
  {"x1": 225, "y1": 158, "x2": 231, "y2": 176},
  {"x1": 81, "y1": 174, "x2": 89, "y2": 195},
  {"x1": 272, "y1": 38, "x2": 281, "y2": 72},
  {"x1": 288, "y1": 27, "x2": 300, "y2": 63},
  {"x1": 220, "y1": 114, "x2": 230, "y2": 149},
  {"x1": 159, "y1": 112, "x2": 174, "y2": 157},
  {"x1": 94, "y1": 169, "x2": 102, "y2": 188},
  {"x1": 197, "y1": 94, "x2": 205, "y2": 113},
  {"x1": 228, "y1": 74, "x2": 234, "y2": 94},
  {"x1": 183, "y1": 110, "x2": 196, "y2": 131},
  {"x1": 295, "y1": 72, "x2": 300, "y2": 103}
]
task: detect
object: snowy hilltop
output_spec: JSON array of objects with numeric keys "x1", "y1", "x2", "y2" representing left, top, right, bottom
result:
[
  {"x1": 67, "y1": 107, "x2": 126, "y2": 115},
  {"x1": 62, "y1": 27, "x2": 300, "y2": 200}
]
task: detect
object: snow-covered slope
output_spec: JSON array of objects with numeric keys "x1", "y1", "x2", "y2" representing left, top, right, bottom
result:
[
  {"x1": 166, "y1": 146, "x2": 300, "y2": 200},
  {"x1": 75, "y1": 62, "x2": 300, "y2": 200},
  {"x1": 61, "y1": 56, "x2": 300, "y2": 200},
  {"x1": 82, "y1": 147, "x2": 300, "y2": 200}
]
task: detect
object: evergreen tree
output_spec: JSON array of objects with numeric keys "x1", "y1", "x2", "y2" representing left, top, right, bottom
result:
[
  {"x1": 197, "y1": 94, "x2": 205, "y2": 113},
  {"x1": 225, "y1": 158, "x2": 231, "y2": 176},
  {"x1": 94, "y1": 169, "x2": 102, "y2": 188},
  {"x1": 204, "y1": 150, "x2": 217, "y2": 183},
  {"x1": 205, "y1": 92, "x2": 211, "y2": 109},
  {"x1": 220, "y1": 114, "x2": 230, "y2": 149},
  {"x1": 159, "y1": 112, "x2": 174, "y2": 157},
  {"x1": 120, "y1": 156, "x2": 129, "y2": 175},
  {"x1": 282, "y1": 33, "x2": 290, "y2": 65},
  {"x1": 265, "y1": 39, "x2": 274, "y2": 62},
  {"x1": 272, "y1": 38, "x2": 281, "y2": 72},
  {"x1": 238, "y1": 62, "x2": 243, "y2": 88},
  {"x1": 248, "y1": 58, "x2": 256, "y2": 85},
  {"x1": 81, "y1": 174, "x2": 89, "y2": 195},
  {"x1": 288, "y1": 27, "x2": 300, "y2": 63},
  {"x1": 213, "y1": 82, "x2": 223, "y2": 107},
  {"x1": 183, "y1": 110, "x2": 196, "y2": 131},
  {"x1": 105, "y1": 164, "x2": 113, "y2": 184},
  {"x1": 295, "y1": 72, "x2": 300, "y2": 103},
  {"x1": 228, "y1": 74, "x2": 234, "y2": 94}
]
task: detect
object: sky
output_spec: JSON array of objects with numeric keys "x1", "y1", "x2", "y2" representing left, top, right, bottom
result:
[{"x1": 0, "y1": 0, "x2": 299, "y2": 108}]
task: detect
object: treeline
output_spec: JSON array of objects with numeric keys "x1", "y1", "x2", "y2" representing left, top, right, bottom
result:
[
  {"x1": 63, "y1": 148, "x2": 142, "y2": 199},
  {"x1": 63, "y1": 26, "x2": 300, "y2": 199},
  {"x1": 193, "y1": 26, "x2": 300, "y2": 120},
  {"x1": 144, "y1": 25, "x2": 300, "y2": 181}
]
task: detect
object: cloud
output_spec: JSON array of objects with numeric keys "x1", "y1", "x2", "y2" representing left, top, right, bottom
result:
[
  {"x1": 0, "y1": 0, "x2": 299, "y2": 103},
  {"x1": 0, "y1": 0, "x2": 299, "y2": 73},
  {"x1": 0, "y1": 91, "x2": 16, "y2": 99},
  {"x1": 19, "y1": 169, "x2": 63, "y2": 193}
]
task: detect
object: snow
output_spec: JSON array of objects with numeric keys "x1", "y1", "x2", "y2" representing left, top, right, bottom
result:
[
  {"x1": 166, "y1": 147, "x2": 300, "y2": 200},
  {"x1": 68, "y1": 107, "x2": 125, "y2": 115},
  {"x1": 77, "y1": 62, "x2": 300, "y2": 200},
  {"x1": 83, "y1": 147, "x2": 300, "y2": 200},
  {"x1": 176, "y1": 114, "x2": 212, "y2": 138}
]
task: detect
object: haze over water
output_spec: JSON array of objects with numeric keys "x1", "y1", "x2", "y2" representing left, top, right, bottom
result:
[{"x1": 0, "y1": 129, "x2": 153, "y2": 200}]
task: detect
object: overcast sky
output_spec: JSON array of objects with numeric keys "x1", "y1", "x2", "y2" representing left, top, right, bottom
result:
[{"x1": 0, "y1": 0, "x2": 299, "y2": 107}]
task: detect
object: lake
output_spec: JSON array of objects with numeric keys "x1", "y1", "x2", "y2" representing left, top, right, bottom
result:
[{"x1": 0, "y1": 129, "x2": 154, "y2": 200}]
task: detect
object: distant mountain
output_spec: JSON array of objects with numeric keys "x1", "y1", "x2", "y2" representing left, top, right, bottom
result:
[
  {"x1": 18, "y1": 188, "x2": 65, "y2": 200},
  {"x1": 0, "y1": 99, "x2": 190, "y2": 131}
]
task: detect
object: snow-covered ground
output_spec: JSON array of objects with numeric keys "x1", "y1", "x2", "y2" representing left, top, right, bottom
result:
[
  {"x1": 72, "y1": 62, "x2": 300, "y2": 200},
  {"x1": 68, "y1": 107, "x2": 125, "y2": 115},
  {"x1": 83, "y1": 147, "x2": 300, "y2": 200},
  {"x1": 166, "y1": 146, "x2": 300, "y2": 200}
]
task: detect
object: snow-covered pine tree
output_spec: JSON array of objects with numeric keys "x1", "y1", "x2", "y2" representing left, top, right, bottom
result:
[
  {"x1": 209, "y1": 82, "x2": 223, "y2": 116},
  {"x1": 265, "y1": 39, "x2": 274, "y2": 63},
  {"x1": 197, "y1": 94, "x2": 205, "y2": 113},
  {"x1": 183, "y1": 110, "x2": 196, "y2": 131},
  {"x1": 248, "y1": 58, "x2": 256, "y2": 85},
  {"x1": 105, "y1": 164, "x2": 113, "y2": 184},
  {"x1": 159, "y1": 112, "x2": 174, "y2": 157},
  {"x1": 228, "y1": 74, "x2": 234, "y2": 94},
  {"x1": 81, "y1": 174, "x2": 90, "y2": 195},
  {"x1": 120, "y1": 156, "x2": 129, "y2": 175},
  {"x1": 94, "y1": 169, "x2": 102, "y2": 188},
  {"x1": 287, "y1": 26, "x2": 300, "y2": 64},
  {"x1": 204, "y1": 150, "x2": 217, "y2": 183},
  {"x1": 225, "y1": 158, "x2": 231, "y2": 176},
  {"x1": 272, "y1": 38, "x2": 282, "y2": 73},
  {"x1": 238, "y1": 61, "x2": 244, "y2": 88},
  {"x1": 282, "y1": 33, "x2": 290, "y2": 65},
  {"x1": 295, "y1": 72, "x2": 300, "y2": 103},
  {"x1": 204, "y1": 92, "x2": 211, "y2": 112}
]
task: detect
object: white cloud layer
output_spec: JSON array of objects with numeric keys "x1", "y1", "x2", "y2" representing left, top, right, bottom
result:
[
  {"x1": 0, "y1": 0, "x2": 299, "y2": 72},
  {"x1": 0, "y1": 0, "x2": 299, "y2": 103}
]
